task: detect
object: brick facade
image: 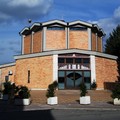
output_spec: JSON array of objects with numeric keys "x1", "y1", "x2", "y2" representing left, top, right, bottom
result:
[
  {"x1": 91, "y1": 32, "x2": 96, "y2": 51},
  {"x1": 15, "y1": 56, "x2": 53, "y2": 89},
  {"x1": 97, "y1": 36, "x2": 102, "y2": 52},
  {"x1": 69, "y1": 30, "x2": 88, "y2": 50},
  {"x1": 95, "y1": 57, "x2": 118, "y2": 89},
  {"x1": 0, "y1": 65, "x2": 15, "y2": 84},
  {"x1": 33, "y1": 31, "x2": 42, "y2": 53},
  {"x1": 24, "y1": 35, "x2": 31, "y2": 54},
  {"x1": 46, "y1": 30, "x2": 66, "y2": 50},
  {"x1": 0, "y1": 20, "x2": 117, "y2": 90}
]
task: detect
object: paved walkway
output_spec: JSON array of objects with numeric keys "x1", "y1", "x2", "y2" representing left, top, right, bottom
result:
[
  {"x1": 30, "y1": 90, "x2": 113, "y2": 104},
  {"x1": 0, "y1": 90, "x2": 120, "y2": 112}
]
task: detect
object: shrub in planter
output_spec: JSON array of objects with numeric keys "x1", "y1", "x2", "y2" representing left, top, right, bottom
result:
[
  {"x1": 91, "y1": 81, "x2": 97, "y2": 90},
  {"x1": 46, "y1": 81, "x2": 58, "y2": 105},
  {"x1": 14, "y1": 85, "x2": 31, "y2": 105},
  {"x1": 79, "y1": 83, "x2": 91, "y2": 104},
  {"x1": 2, "y1": 81, "x2": 12, "y2": 100},
  {"x1": 111, "y1": 84, "x2": 120, "y2": 105}
]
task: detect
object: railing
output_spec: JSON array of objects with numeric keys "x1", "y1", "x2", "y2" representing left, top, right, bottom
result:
[{"x1": 58, "y1": 63, "x2": 90, "y2": 70}]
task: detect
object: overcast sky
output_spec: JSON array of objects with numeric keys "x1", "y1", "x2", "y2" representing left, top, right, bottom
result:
[{"x1": 0, "y1": 0, "x2": 120, "y2": 64}]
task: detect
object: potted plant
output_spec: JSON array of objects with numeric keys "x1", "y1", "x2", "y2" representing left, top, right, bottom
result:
[
  {"x1": 46, "y1": 81, "x2": 58, "y2": 105},
  {"x1": 14, "y1": 85, "x2": 31, "y2": 105},
  {"x1": 2, "y1": 81, "x2": 12, "y2": 100},
  {"x1": 79, "y1": 83, "x2": 91, "y2": 104},
  {"x1": 91, "y1": 81, "x2": 97, "y2": 90},
  {"x1": 111, "y1": 84, "x2": 120, "y2": 105}
]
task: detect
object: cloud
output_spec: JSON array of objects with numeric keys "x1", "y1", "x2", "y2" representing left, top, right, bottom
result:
[
  {"x1": 8, "y1": 0, "x2": 41, "y2": 7},
  {"x1": 0, "y1": 0, "x2": 53, "y2": 24},
  {"x1": 90, "y1": 6, "x2": 120, "y2": 38}
]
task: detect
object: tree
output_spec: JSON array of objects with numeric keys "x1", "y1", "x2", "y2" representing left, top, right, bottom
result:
[
  {"x1": 105, "y1": 25, "x2": 120, "y2": 82},
  {"x1": 105, "y1": 25, "x2": 120, "y2": 56}
]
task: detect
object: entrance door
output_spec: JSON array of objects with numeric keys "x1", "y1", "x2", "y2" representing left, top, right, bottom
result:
[
  {"x1": 58, "y1": 71, "x2": 91, "y2": 89},
  {"x1": 66, "y1": 71, "x2": 82, "y2": 89}
]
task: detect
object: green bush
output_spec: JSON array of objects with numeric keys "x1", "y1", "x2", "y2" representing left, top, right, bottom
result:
[
  {"x1": 15, "y1": 85, "x2": 30, "y2": 99},
  {"x1": 46, "y1": 81, "x2": 58, "y2": 98},
  {"x1": 91, "y1": 82, "x2": 97, "y2": 90},
  {"x1": 3, "y1": 81, "x2": 12, "y2": 94},
  {"x1": 111, "y1": 84, "x2": 120, "y2": 100},
  {"x1": 80, "y1": 83, "x2": 87, "y2": 97}
]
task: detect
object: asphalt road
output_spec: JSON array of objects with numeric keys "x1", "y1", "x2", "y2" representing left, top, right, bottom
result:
[{"x1": 0, "y1": 109, "x2": 120, "y2": 120}]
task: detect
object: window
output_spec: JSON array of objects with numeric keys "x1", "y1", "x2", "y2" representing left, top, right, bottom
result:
[
  {"x1": 75, "y1": 58, "x2": 82, "y2": 63},
  {"x1": 47, "y1": 26, "x2": 65, "y2": 30},
  {"x1": 70, "y1": 27, "x2": 87, "y2": 31},
  {"x1": 83, "y1": 58, "x2": 90, "y2": 63},
  {"x1": 58, "y1": 58, "x2": 64, "y2": 63},
  {"x1": 66, "y1": 58, "x2": 73, "y2": 63},
  {"x1": 28, "y1": 70, "x2": 30, "y2": 83}
]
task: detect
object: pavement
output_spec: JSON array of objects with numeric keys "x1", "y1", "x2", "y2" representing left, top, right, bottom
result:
[{"x1": 0, "y1": 90, "x2": 120, "y2": 112}]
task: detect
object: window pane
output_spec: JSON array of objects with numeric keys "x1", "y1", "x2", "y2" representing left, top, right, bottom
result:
[
  {"x1": 58, "y1": 58, "x2": 64, "y2": 63},
  {"x1": 66, "y1": 58, "x2": 73, "y2": 63},
  {"x1": 58, "y1": 71, "x2": 65, "y2": 89},
  {"x1": 83, "y1": 58, "x2": 90, "y2": 63},
  {"x1": 75, "y1": 58, "x2": 82, "y2": 63}
]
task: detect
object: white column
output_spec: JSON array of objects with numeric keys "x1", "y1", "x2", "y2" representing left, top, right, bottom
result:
[
  {"x1": 31, "y1": 31, "x2": 34, "y2": 53},
  {"x1": 42, "y1": 27, "x2": 47, "y2": 51},
  {"x1": 88, "y1": 28, "x2": 91, "y2": 50},
  {"x1": 90, "y1": 55, "x2": 96, "y2": 83},
  {"x1": 22, "y1": 35, "x2": 25, "y2": 54},
  {"x1": 53, "y1": 55, "x2": 58, "y2": 82},
  {"x1": 66, "y1": 27, "x2": 69, "y2": 49}
]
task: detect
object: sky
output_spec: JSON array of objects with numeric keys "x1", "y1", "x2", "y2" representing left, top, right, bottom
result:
[{"x1": 0, "y1": 0, "x2": 120, "y2": 64}]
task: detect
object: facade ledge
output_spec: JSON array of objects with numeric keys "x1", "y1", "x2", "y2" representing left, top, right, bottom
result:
[
  {"x1": 42, "y1": 19, "x2": 67, "y2": 26},
  {"x1": 69, "y1": 20, "x2": 92, "y2": 27},
  {"x1": 14, "y1": 49, "x2": 117, "y2": 60},
  {"x1": 0, "y1": 62, "x2": 15, "y2": 68}
]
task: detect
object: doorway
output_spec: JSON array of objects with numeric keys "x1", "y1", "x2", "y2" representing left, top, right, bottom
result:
[{"x1": 58, "y1": 70, "x2": 91, "y2": 90}]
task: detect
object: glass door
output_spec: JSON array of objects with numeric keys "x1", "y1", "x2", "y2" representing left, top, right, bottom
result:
[
  {"x1": 66, "y1": 71, "x2": 74, "y2": 88},
  {"x1": 75, "y1": 71, "x2": 82, "y2": 88},
  {"x1": 84, "y1": 71, "x2": 91, "y2": 89},
  {"x1": 58, "y1": 71, "x2": 65, "y2": 89}
]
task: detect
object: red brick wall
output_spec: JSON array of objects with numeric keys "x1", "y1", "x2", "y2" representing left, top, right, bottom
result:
[
  {"x1": 24, "y1": 35, "x2": 31, "y2": 54},
  {"x1": 15, "y1": 56, "x2": 53, "y2": 89},
  {"x1": 96, "y1": 57, "x2": 118, "y2": 89},
  {"x1": 33, "y1": 31, "x2": 42, "y2": 53},
  {"x1": 69, "y1": 31, "x2": 88, "y2": 50},
  {"x1": 91, "y1": 33, "x2": 96, "y2": 51},
  {"x1": 97, "y1": 36, "x2": 102, "y2": 52},
  {"x1": 0, "y1": 65, "x2": 15, "y2": 84},
  {"x1": 46, "y1": 30, "x2": 66, "y2": 50}
]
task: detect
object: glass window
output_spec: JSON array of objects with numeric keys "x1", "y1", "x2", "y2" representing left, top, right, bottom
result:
[
  {"x1": 75, "y1": 58, "x2": 82, "y2": 63},
  {"x1": 66, "y1": 58, "x2": 73, "y2": 63},
  {"x1": 83, "y1": 58, "x2": 90, "y2": 63},
  {"x1": 70, "y1": 27, "x2": 87, "y2": 31},
  {"x1": 58, "y1": 58, "x2": 64, "y2": 63},
  {"x1": 47, "y1": 26, "x2": 65, "y2": 30},
  {"x1": 58, "y1": 71, "x2": 65, "y2": 89}
]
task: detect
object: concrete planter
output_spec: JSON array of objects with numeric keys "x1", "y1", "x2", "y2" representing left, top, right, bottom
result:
[
  {"x1": 47, "y1": 96, "x2": 58, "y2": 105},
  {"x1": 80, "y1": 96, "x2": 91, "y2": 104},
  {"x1": 14, "y1": 98, "x2": 30, "y2": 105},
  {"x1": 113, "y1": 98, "x2": 120, "y2": 105},
  {"x1": 3, "y1": 94, "x2": 9, "y2": 101}
]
